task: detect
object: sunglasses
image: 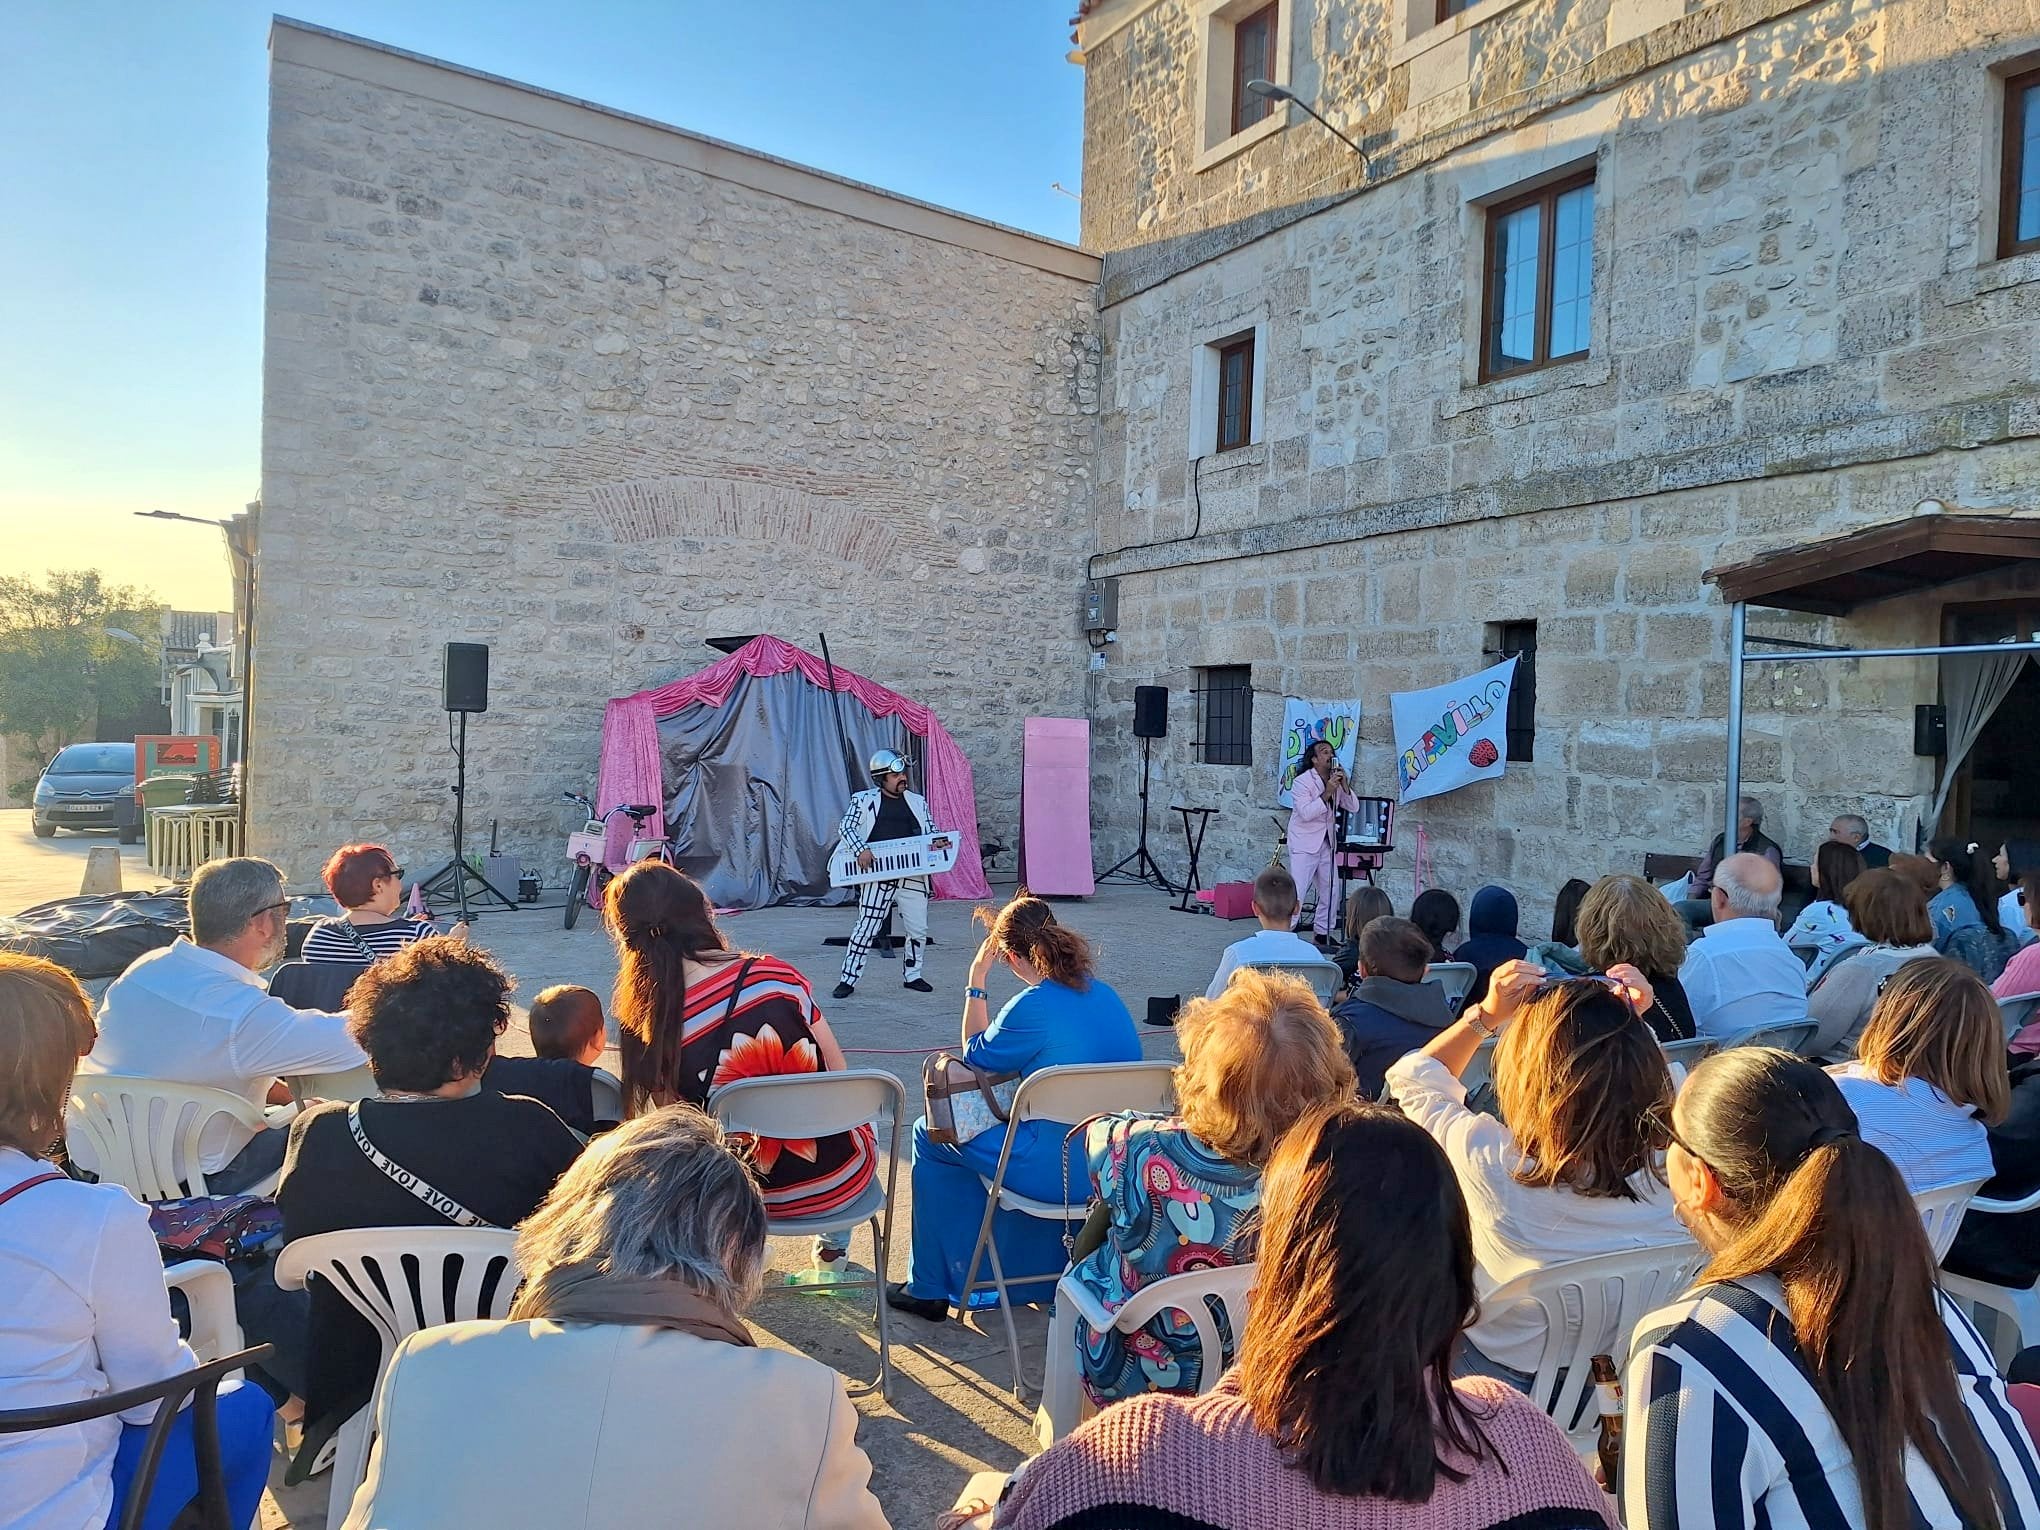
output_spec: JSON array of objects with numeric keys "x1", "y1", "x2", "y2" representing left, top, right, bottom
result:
[
  {"x1": 1641, "y1": 1101, "x2": 1701, "y2": 1160},
  {"x1": 256, "y1": 900, "x2": 291, "y2": 919}
]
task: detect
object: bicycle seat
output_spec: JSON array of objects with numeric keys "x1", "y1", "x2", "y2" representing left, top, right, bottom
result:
[{"x1": 624, "y1": 804, "x2": 659, "y2": 819}]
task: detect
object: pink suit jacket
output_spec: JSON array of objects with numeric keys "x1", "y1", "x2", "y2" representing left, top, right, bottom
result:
[{"x1": 1287, "y1": 776, "x2": 1359, "y2": 854}]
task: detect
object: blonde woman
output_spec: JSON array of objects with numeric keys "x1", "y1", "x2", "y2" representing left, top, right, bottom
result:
[
  {"x1": 1067, "y1": 969, "x2": 1356, "y2": 1404},
  {"x1": 1573, "y1": 873, "x2": 1696, "y2": 1041}
]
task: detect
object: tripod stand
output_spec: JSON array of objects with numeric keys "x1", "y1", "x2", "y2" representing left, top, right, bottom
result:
[
  {"x1": 419, "y1": 711, "x2": 518, "y2": 922},
  {"x1": 1101, "y1": 736, "x2": 1176, "y2": 894}
]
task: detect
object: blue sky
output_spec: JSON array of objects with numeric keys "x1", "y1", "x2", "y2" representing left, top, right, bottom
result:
[{"x1": 0, "y1": 1, "x2": 1086, "y2": 609}]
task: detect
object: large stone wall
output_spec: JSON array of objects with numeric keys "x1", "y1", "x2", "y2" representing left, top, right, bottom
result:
[
  {"x1": 1083, "y1": 0, "x2": 2040, "y2": 927},
  {"x1": 257, "y1": 24, "x2": 1100, "y2": 886}
]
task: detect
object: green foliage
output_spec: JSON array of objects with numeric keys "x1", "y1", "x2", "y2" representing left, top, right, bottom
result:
[{"x1": 0, "y1": 570, "x2": 166, "y2": 772}]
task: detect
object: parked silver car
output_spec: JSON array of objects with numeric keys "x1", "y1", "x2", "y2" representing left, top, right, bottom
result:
[{"x1": 32, "y1": 742, "x2": 141, "y2": 842}]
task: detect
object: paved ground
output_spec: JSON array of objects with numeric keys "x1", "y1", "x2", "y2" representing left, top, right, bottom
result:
[
  {"x1": 0, "y1": 809, "x2": 169, "y2": 912},
  {"x1": 2, "y1": 812, "x2": 1255, "y2": 1527}
]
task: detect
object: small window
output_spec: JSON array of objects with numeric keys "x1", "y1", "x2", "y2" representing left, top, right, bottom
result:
[
  {"x1": 1215, "y1": 335, "x2": 1255, "y2": 452},
  {"x1": 2001, "y1": 69, "x2": 2040, "y2": 259},
  {"x1": 1481, "y1": 171, "x2": 1596, "y2": 380},
  {"x1": 1231, "y1": 3, "x2": 1279, "y2": 136},
  {"x1": 1198, "y1": 665, "x2": 1255, "y2": 766},
  {"x1": 1485, "y1": 621, "x2": 1537, "y2": 763},
  {"x1": 1435, "y1": 0, "x2": 1472, "y2": 20}
]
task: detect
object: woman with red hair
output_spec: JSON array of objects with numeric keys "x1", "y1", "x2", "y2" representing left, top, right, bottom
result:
[{"x1": 302, "y1": 843, "x2": 466, "y2": 964}]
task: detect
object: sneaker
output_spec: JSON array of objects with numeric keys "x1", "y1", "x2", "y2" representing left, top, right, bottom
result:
[
  {"x1": 902, "y1": 977, "x2": 934, "y2": 993},
  {"x1": 831, "y1": 982, "x2": 856, "y2": 999},
  {"x1": 885, "y1": 1282, "x2": 950, "y2": 1322}
]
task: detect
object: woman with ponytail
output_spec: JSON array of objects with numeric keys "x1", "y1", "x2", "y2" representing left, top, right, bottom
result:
[
  {"x1": 1625, "y1": 1047, "x2": 2040, "y2": 1529},
  {"x1": 887, "y1": 892, "x2": 1141, "y2": 1322},
  {"x1": 606, "y1": 863, "x2": 876, "y2": 1262}
]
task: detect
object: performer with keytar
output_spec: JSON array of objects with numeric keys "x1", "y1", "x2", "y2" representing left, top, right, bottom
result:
[{"x1": 830, "y1": 749, "x2": 953, "y2": 999}]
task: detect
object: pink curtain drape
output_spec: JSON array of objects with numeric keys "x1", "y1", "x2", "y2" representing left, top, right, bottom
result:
[{"x1": 596, "y1": 636, "x2": 990, "y2": 900}]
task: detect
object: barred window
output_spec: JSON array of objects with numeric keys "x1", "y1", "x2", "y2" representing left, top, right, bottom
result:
[{"x1": 1198, "y1": 666, "x2": 1254, "y2": 766}]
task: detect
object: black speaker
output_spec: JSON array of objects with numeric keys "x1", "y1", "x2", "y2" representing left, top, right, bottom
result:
[
  {"x1": 1914, "y1": 702, "x2": 1946, "y2": 757},
  {"x1": 443, "y1": 643, "x2": 490, "y2": 714},
  {"x1": 1132, "y1": 685, "x2": 1168, "y2": 739}
]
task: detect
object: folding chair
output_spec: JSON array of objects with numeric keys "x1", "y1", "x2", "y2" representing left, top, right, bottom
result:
[
  {"x1": 959, "y1": 1060, "x2": 1178, "y2": 1398},
  {"x1": 1424, "y1": 962, "x2": 1477, "y2": 1016},
  {"x1": 1246, "y1": 958, "x2": 1343, "y2": 1003},
  {"x1": 589, "y1": 1067, "x2": 624, "y2": 1123},
  {"x1": 68, "y1": 1077, "x2": 275, "y2": 1201},
  {"x1": 1659, "y1": 1035, "x2": 1713, "y2": 1078},
  {"x1": 710, "y1": 1069, "x2": 907, "y2": 1396},
  {"x1": 1717, "y1": 1019, "x2": 1819, "y2": 1055},
  {"x1": 1997, "y1": 992, "x2": 2040, "y2": 1043}
]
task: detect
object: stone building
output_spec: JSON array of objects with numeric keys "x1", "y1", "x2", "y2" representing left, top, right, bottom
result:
[
  {"x1": 1074, "y1": 0, "x2": 2040, "y2": 921},
  {"x1": 255, "y1": 22, "x2": 1098, "y2": 884}
]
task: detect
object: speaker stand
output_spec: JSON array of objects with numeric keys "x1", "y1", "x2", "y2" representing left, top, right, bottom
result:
[
  {"x1": 418, "y1": 711, "x2": 518, "y2": 921},
  {"x1": 1101, "y1": 736, "x2": 1176, "y2": 894}
]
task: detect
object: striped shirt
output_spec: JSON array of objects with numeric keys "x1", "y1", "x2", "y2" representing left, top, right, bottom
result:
[
  {"x1": 1623, "y1": 1275, "x2": 2040, "y2": 1529},
  {"x1": 301, "y1": 915, "x2": 439, "y2": 965},
  {"x1": 1830, "y1": 1063, "x2": 1994, "y2": 1195}
]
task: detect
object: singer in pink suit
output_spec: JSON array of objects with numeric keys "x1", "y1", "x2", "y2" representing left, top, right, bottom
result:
[{"x1": 1287, "y1": 740, "x2": 1359, "y2": 942}]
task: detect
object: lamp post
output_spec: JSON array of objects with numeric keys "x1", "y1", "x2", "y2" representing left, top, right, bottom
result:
[
  {"x1": 134, "y1": 507, "x2": 258, "y2": 844},
  {"x1": 1246, "y1": 79, "x2": 1371, "y2": 169}
]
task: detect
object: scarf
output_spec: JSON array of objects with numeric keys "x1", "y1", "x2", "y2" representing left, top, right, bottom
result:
[{"x1": 510, "y1": 1261, "x2": 756, "y2": 1348}]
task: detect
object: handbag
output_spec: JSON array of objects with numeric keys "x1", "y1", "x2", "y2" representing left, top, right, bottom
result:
[
  {"x1": 921, "y1": 1052, "x2": 1020, "y2": 1147},
  {"x1": 149, "y1": 1195, "x2": 285, "y2": 1263}
]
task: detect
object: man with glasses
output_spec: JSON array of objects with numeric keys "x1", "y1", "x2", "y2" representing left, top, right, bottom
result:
[{"x1": 82, "y1": 856, "x2": 366, "y2": 1192}]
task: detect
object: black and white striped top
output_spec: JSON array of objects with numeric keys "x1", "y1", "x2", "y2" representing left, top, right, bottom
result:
[
  {"x1": 1624, "y1": 1275, "x2": 2040, "y2": 1529},
  {"x1": 300, "y1": 916, "x2": 439, "y2": 965}
]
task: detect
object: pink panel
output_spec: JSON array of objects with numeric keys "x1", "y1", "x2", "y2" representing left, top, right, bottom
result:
[{"x1": 1020, "y1": 718, "x2": 1095, "y2": 897}]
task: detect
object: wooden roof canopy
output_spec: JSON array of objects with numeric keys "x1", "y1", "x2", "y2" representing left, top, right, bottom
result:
[{"x1": 1704, "y1": 513, "x2": 2040, "y2": 616}]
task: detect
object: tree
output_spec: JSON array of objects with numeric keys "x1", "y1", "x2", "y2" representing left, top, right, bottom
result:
[{"x1": 0, "y1": 571, "x2": 166, "y2": 792}]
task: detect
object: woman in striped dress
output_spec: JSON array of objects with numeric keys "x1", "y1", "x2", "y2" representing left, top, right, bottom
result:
[
  {"x1": 1625, "y1": 1046, "x2": 2040, "y2": 1529},
  {"x1": 605, "y1": 863, "x2": 876, "y2": 1249}
]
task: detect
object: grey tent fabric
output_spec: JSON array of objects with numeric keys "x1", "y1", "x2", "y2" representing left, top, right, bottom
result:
[
  {"x1": 657, "y1": 669, "x2": 902, "y2": 910},
  {"x1": 1931, "y1": 649, "x2": 2036, "y2": 827}
]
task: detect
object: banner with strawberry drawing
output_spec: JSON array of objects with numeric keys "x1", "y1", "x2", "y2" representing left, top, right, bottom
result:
[{"x1": 1390, "y1": 656, "x2": 1518, "y2": 805}]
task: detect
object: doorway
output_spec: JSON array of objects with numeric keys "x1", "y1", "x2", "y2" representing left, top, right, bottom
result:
[{"x1": 1942, "y1": 601, "x2": 2040, "y2": 850}]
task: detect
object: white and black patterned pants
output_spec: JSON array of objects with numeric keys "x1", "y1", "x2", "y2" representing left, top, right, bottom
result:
[{"x1": 841, "y1": 876, "x2": 928, "y2": 985}]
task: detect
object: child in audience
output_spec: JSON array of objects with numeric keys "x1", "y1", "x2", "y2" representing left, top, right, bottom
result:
[
  {"x1": 484, "y1": 986, "x2": 613, "y2": 1135},
  {"x1": 528, "y1": 985, "x2": 608, "y2": 1065},
  {"x1": 1204, "y1": 867, "x2": 1322, "y2": 1000}
]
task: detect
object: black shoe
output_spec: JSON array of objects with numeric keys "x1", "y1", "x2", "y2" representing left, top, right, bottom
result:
[
  {"x1": 831, "y1": 982, "x2": 855, "y2": 1000},
  {"x1": 886, "y1": 1283, "x2": 949, "y2": 1322},
  {"x1": 902, "y1": 977, "x2": 934, "y2": 993}
]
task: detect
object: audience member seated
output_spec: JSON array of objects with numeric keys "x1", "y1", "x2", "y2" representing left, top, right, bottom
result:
[
  {"x1": 1450, "y1": 887, "x2": 1526, "y2": 1008},
  {"x1": 1329, "y1": 885, "x2": 1393, "y2": 987},
  {"x1": 0, "y1": 953, "x2": 274, "y2": 1530},
  {"x1": 1676, "y1": 853, "x2": 1805, "y2": 1040},
  {"x1": 1068, "y1": 970, "x2": 1354, "y2": 1406},
  {"x1": 1674, "y1": 794, "x2": 1783, "y2": 929},
  {"x1": 1828, "y1": 958, "x2": 2004, "y2": 1195},
  {"x1": 1995, "y1": 840, "x2": 2040, "y2": 945},
  {"x1": 340, "y1": 1107, "x2": 887, "y2": 1530},
  {"x1": 300, "y1": 843, "x2": 464, "y2": 964},
  {"x1": 1570, "y1": 874, "x2": 1695, "y2": 1041},
  {"x1": 1624, "y1": 1047, "x2": 2038, "y2": 1525},
  {"x1": 1387, "y1": 960, "x2": 1684, "y2": 1391},
  {"x1": 483, "y1": 984, "x2": 612, "y2": 1136},
  {"x1": 276, "y1": 938, "x2": 582, "y2": 1466},
  {"x1": 81, "y1": 856, "x2": 366, "y2": 1194},
  {"x1": 1781, "y1": 839, "x2": 1868, "y2": 984},
  {"x1": 887, "y1": 893, "x2": 1140, "y2": 1322},
  {"x1": 1828, "y1": 811, "x2": 1892, "y2": 868},
  {"x1": 1806, "y1": 867, "x2": 1942, "y2": 1060},
  {"x1": 606, "y1": 862, "x2": 875, "y2": 1282},
  {"x1": 1408, "y1": 889, "x2": 1460, "y2": 963},
  {"x1": 1930, "y1": 837, "x2": 2025, "y2": 984},
  {"x1": 1999, "y1": 876, "x2": 2040, "y2": 1012},
  {"x1": 1888, "y1": 850, "x2": 1944, "y2": 902},
  {"x1": 1522, "y1": 878, "x2": 1593, "y2": 977},
  {"x1": 1329, "y1": 918, "x2": 1453, "y2": 1099},
  {"x1": 985, "y1": 1104, "x2": 1610, "y2": 1530},
  {"x1": 1203, "y1": 867, "x2": 1322, "y2": 1001},
  {"x1": 1945, "y1": 1046, "x2": 2040, "y2": 1291}
]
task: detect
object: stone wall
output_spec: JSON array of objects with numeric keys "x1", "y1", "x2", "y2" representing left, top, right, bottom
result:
[
  {"x1": 257, "y1": 23, "x2": 1100, "y2": 887},
  {"x1": 1084, "y1": 0, "x2": 2040, "y2": 929}
]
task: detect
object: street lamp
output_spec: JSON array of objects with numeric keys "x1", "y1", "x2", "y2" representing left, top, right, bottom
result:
[{"x1": 1246, "y1": 79, "x2": 1371, "y2": 169}]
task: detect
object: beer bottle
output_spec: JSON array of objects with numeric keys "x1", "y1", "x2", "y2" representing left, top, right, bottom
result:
[{"x1": 1590, "y1": 1353, "x2": 1624, "y2": 1489}]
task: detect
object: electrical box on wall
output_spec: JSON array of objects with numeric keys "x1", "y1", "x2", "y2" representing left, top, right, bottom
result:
[{"x1": 1082, "y1": 578, "x2": 1120, "y2": 634}]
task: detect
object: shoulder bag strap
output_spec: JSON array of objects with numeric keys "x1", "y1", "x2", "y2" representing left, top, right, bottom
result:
[
  {"x1": 347, "y1": 1104, "x2": 492, "y2": 1227},
  {"x1": 329, "y1": 918, "x2": 374, "y2": 959},
  {"x1": 0, "y1": 1172, "x2": 66, "y2": 1210},
  {"x1": 718, "y1": 957, "x2": 759, "y2": 1029}
]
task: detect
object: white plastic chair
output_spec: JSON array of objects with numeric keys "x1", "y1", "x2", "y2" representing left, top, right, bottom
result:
[
  {"x1": 959, "y1": 1061, "x2": 1178, "y2": 1399},
  {"x1": 165, "y1": 1259, "x2": 243, "y2": 1363},
  {"x1": 1483, "y1": 1241, "x2": 1708, "y2": 1455},
  {"x1": 67, "y1": 1077, "x2": 275, "y2": 1201},
  {"x1": 1717, "y1": 1019, "x2": 1819, "y2": 1055},
  {"x1": 1939, "y1": 1185, "x2": 2040, "y2": 1372},
  {"x1": 1247, "y1": 959, "x2": 1343, "y2": 1003},
  {"x1": 275, "y1": 1226, "x2": 522, "y2": 1526},
  {"x1": 1916, "y1": 1178, "x2": 1988, "y2": 1262},
  {"x1": 709, "y1": 1069, "x2": 907, "y2": 1397},
  {"x1": 290, "y1": 1066, "x2": 380, "y2": 1106},
  {"x1": 1998, "y1": 992, "x2": 2040, "y2": 1042},
  {"x1": 1036, "y1": 1261, "x2": 1256, "y2": 1446},
  {"x1": 589, "y1": 1067, "x2": 624, "y2": 1122},
  {"x1": 1424, "y1": 962, "x2": 1477, "y2": 1016}
]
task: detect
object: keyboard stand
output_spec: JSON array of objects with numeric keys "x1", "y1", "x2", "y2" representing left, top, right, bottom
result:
[{"x1": 1171, "y1": 806, "x2": 1217, "y2": 913}]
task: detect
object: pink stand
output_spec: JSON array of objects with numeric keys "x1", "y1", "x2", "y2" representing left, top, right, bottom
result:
[{"x1": 1020, "y1": 719, "x2": 1095, "y2": 896}]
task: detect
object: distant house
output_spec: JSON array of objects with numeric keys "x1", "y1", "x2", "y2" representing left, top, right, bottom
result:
[{"x1": 161, "y1": 610, "x2": 242, "y2": 765}]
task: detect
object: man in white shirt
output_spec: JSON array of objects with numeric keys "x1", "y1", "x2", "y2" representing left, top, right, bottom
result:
[
  {"x1": 1206, "y1": 866, "x2": 1325, "y2": 1000},
  {"x1": 1678, "y1": 852, "x2": 1809, "y2": 1039},
  {"x1": 80, "y1": 856, "x2": 365, "y2": 1190}
]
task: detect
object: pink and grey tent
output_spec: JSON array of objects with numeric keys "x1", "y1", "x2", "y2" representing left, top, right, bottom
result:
[{"x1": 596, "y1": 636, "x2": 989, "y2": 910}]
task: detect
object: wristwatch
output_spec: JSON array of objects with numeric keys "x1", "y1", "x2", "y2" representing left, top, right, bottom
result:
[
  {"x1": 1467, "y1": 1007, "x2": 1498, "y2": 1039},
  {"x1": 966, "y1": 986, "x2": 989, "y2": 1001}
]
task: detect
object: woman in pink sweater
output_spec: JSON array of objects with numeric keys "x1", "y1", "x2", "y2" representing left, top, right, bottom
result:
[{"x1": 988, "y1": 1103, "x2": 1611, "y2": 1530}]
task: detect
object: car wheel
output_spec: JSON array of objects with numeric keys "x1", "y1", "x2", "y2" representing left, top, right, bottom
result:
[{"x1": 33, "y1": 820, "x2": 56, "y2": 839}]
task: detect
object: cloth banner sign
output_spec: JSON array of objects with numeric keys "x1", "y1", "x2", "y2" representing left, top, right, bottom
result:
[
  {"x1": 1391, "y1": 657, "x2": 1517, "y2": 805},
  {"x1": 1275, "y1": 698, "x2": 1363, "y2": 808}
]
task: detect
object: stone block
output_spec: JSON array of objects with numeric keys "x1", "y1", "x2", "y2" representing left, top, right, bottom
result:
[
  {"x1": 1564, "y1": 554, "x2": 1622, "y2": 609},
  {"x1": 1643, "y1": 614, "x2": 1716, "y2": 661},
  {"x1": 1622, "y1": 549, "x2": 1705, "y2": 607}
]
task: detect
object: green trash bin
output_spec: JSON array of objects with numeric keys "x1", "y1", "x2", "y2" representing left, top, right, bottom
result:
[{"x1": 136, "y1": 774, "x2": 194, "y2": 828}]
